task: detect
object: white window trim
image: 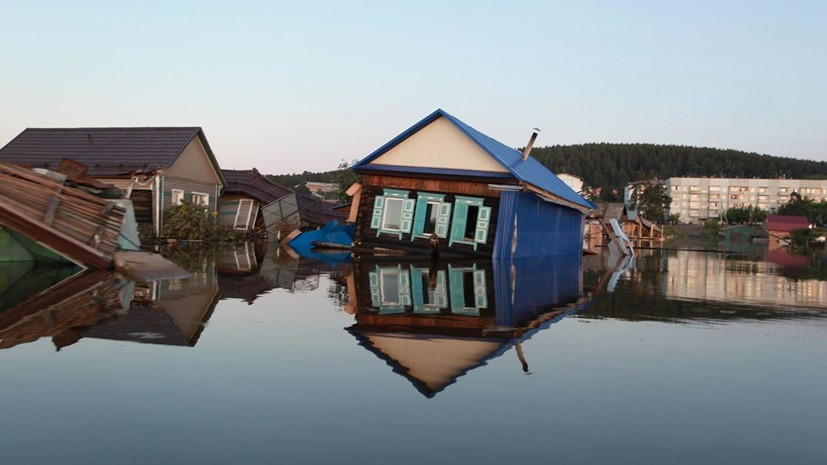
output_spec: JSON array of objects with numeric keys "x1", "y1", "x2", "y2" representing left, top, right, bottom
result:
[
  {"x1": 191, "y1": 192, "x2": 209, "y2": 206},
  {"x1": 234, "y1": 198, "x2": 254, "y2": 230},
  {"x1": 381, "y1": 197, "x2": 405, "y2": 231},
  {"x1": 171, "y1": 189, "x2": 184, "y2": 205}
]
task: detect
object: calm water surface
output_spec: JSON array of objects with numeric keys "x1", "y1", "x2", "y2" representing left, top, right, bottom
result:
[{"x1": 1, "y1": 245, "x2": 825, "y2": 464}]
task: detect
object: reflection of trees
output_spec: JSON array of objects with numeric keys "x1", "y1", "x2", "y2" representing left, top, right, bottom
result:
[{"x1": 327, "y1": 280, "x2": 349, "y2": 310}]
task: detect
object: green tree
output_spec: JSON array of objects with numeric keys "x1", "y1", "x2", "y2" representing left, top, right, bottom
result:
[
  {"x1": 628, "y1": 181, "x2": 671, "y2": 222},
  {"x1": 333, "y1": 159, "x2": 361, "y2": 202},
  {"x1": 725, "y1": 205, "x2": 767, "y2": 224}
]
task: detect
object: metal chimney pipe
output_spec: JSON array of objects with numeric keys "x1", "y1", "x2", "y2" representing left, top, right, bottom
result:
[{"x1": 521, "y1": 131, "x2": 539, "y2": 161}]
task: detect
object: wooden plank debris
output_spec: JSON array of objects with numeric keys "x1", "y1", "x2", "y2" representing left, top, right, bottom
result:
[{"x1": 0, "y1": 162, "x2": 125, "y2": 269}]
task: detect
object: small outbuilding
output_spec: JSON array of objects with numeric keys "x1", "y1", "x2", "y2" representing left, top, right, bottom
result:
[
  {"x1": 766, "y1": 214, "x2": 810, "y2": 245},
  {"x1": 349, "y1": 109, "x2": 595, "y2": 259}
]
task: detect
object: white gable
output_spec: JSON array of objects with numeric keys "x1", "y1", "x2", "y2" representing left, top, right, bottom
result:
[{"x1": 369, "y1": 116, "x2": 509, "y2": 173}]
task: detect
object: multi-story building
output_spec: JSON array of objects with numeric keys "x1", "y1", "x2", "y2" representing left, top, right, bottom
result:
[{"x1": 663, "y1": 177, "x2": 827, "y2": 224}]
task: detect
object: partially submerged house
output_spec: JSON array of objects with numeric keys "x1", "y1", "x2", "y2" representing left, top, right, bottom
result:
[
  {"x1": 0, "y1": 127, "x2": 226, "y2": 236},
  {"x1": 350, "y1": 109, "x2": 595, "y2": 259},
  {"x1": 766, "y1": 214, "x2": 810, "y2": 246},
  {"x1": 584, "y1": 202, "x2": 662, "y2": 252},
  {"x1": 219, "y1": 168, "x2": 292, "y2": 236}
]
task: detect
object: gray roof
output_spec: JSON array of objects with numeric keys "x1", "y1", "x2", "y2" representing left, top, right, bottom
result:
[{"x1": 0, "y1": 127, "x2": 225, "y2": 184}]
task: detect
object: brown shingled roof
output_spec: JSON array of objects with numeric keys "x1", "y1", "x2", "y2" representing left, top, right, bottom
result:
[
  {"x1": 221, "y1": 168, "x2": 293, "y2": 203},
  {"x1": 0, "y1": 127, "x2": 224, "y2": 183}
]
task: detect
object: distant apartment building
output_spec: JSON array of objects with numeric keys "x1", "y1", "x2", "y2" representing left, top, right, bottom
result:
[{"x1": 664, "y1": 177, "x2": 827, "y2": 223}]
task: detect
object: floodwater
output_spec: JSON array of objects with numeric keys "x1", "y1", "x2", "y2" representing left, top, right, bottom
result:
[{"x1": 1, "y1": 244, "x2": 826, "y2": 465}]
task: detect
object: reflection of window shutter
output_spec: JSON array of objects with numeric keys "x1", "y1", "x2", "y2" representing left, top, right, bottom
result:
[
  {"x1": 434, "y1": 271, "x2": 448, "y2": 307},
  {"x1": 474, "y1": 206, "x2": 492, "y2": 243},
  {"x1": 400, "y1": 198, "x2": 415, "y2": 233},
  {"x1": 370, "y1": 196, "x2": 384, "y2": 229},
  {"x1": 450, "y1": 202, "x2": 468, "y2": 246},
  {"x1": 448, "y1": 266, "x2": 465, "y2": 311},
  {"x1": 399, "y1": 266, "x2": 411, "y2": 306},
  {"x1": 435, "y1": 202, "x2": 451, "y2": 238},
  {"x1": 369, "y1": 270, "x2": 381, "y2": 306},
  {"x1": 474, "y1": 269, "x2": 487, "y2": 308}
]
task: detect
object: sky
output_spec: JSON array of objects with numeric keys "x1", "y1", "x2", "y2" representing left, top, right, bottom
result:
[{"x1": 1, "y1": 0, "x2": 825, "y2": 175}]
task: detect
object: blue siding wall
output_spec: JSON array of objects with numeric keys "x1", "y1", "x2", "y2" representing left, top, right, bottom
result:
[{"x1": 493, "y1": 191, "x2": 585, "y2": 259}]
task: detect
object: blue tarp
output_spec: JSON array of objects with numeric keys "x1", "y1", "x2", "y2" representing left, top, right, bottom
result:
[{"x1": 287, "y1": 221, "x2": 354, "y2": 264}]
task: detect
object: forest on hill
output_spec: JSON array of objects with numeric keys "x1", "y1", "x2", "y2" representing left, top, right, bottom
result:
[
  {"x1": 529, "y1": 143, "x2": 827, "y2": 200},
  {"x1": 269, "y1": 144, "x2": 827, "y2": 201}
]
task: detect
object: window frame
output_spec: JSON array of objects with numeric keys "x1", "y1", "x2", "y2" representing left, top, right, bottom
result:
[
  {"x1": 171, "y1": 189, "x2": 184, "y2": 205},
  {"x1": 191, "y1": 192, "x2": 210, "y2": 206}
]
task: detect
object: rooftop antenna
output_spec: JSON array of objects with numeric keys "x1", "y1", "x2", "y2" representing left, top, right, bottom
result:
[{"x1": 521, "y1": 128, "x2": 540, "y2": 161}]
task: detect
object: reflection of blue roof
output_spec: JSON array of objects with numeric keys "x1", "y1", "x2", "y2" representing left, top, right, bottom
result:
[{"x1": 352, "y1": 109, "x2": 595, "y2": 211}]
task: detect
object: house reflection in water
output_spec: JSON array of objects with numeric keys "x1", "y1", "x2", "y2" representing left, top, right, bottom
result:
[
  {"x1": 345, "y1": 255, "x2": 588, "y2": 398},
  {"x1": 217, "y1": 242, "x2": 345, "y2": 303},
  {"x1": 79, "y1": 267, "x2": 220, "y2": 348},
  {"x1": 0, "y1": 261, "x2": 221, "y2": 351},
  {"x1": 0, "y1": 269, "x2": 129, "y2": 350}
]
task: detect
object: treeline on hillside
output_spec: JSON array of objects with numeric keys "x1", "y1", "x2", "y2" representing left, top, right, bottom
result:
[
  {"x1": 267, "y1": 171, "x2": 339, "y2": 194},
  {"x1": 530, "y1": 143, "x2": 827, "y2": 200},
  {"x1": 267, "y1": 144, "x2": 827, "y2": 202},
  {"x1": 267, "y1": 160, "x2": 359, "y2": 201}
]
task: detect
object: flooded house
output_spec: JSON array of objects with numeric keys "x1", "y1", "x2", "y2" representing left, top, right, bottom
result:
[
  {"x1": 766, "y1": 214, "x2": 810, "y2": 246},
  {"x1": 219, "y1": 168, "x2": 292, "y2": 237},
  {"x1": 585, "y1": 202, "x2": 663, "y2": 252},
  {"x1": 349, "y1": 109, "x2": 595, "y2": 259},
  {"x1": 0, "y1": 127, "x2": 227, "y2": 236}
]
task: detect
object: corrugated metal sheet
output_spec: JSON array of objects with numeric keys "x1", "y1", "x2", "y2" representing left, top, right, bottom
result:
[
  {"x1": 493, "y1": 191, "x2": 584, "y2": 258},
  {"x1": 352, "y1": 109, "x2": 595, "y2": 211}
]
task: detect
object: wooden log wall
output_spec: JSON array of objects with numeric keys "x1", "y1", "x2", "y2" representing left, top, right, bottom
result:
[
  {"x1": 355, "y1": 175, "x2": 502, "y2": 257},
  {"x1": 0, "y1": 162, "x2": 126, "y2": 269}
]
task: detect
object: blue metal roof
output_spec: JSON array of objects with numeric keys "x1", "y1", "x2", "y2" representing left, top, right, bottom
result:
[{"x1": 352, "y1": 109, "x2": 595, "y2": 211}]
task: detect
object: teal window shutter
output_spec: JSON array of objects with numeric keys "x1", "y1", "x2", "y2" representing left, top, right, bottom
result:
[
  {"x1": 474, "y1": 206, "x2": 492, "y2": 243},
  {"x1": 411, "y1": 196, "x2": 429, "y2": 238},
  {"x1": 435, "y1": 202, "x2": 451, "y2": 238},
  {"x1": 449, "y1": 202, "x2": 469, "y2": 246},
  {"x1": 370, "y1": 196, "x2": 385, "y2": 230},
  {"x1": 400, "y1": 198, "x2": 415, "y2": 235},
  {"x1": 412, "y1": 192, "x2": 447, "y2": 240}
]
